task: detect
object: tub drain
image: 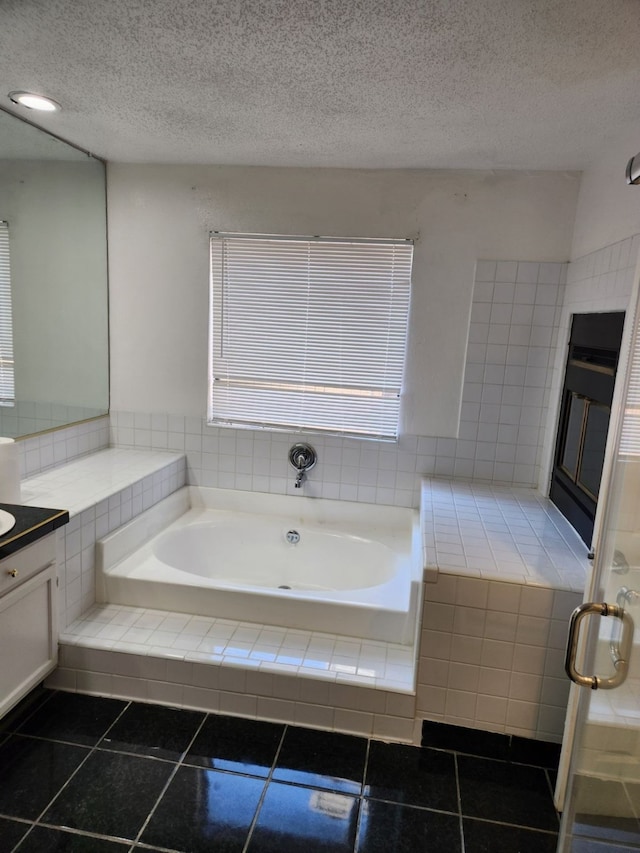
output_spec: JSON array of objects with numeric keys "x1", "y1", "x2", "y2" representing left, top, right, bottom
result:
[{"x1": 278, "y1": 584, "x2": 292, "y2": 590}]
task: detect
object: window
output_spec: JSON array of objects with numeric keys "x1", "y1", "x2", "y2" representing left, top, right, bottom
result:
[
  {"x1": 208, "y1": 233, "x2": 413, "y2": 440},
  {"x1": 0, "y1": 222, "x2": 15, "y2": 406}
]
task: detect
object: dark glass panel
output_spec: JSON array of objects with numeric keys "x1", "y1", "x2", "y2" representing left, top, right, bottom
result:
[
  {"x1": 578, "y1": 403, "x2": 610, "y2": 499},
  {"x1": 561, "y1": 394, "x2": 586, "y2": 479}
]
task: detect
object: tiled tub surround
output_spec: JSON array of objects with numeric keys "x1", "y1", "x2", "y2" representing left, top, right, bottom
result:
[
  {"x1": 46, "y1": 474, "x2": 587, "y2": 745},
  {"x1": 96, "y1": 486, "x2": 422, "y2": 643},
  {"x1": 107, "y1": 261, "x2": 569, "y2": 509},
  {"x1": 111, "y1": 414, "x2": 426, "y2": 509},
  {"x1": 418, "y1": 479, "x2": 589, "y2": 742},
  {"x1": 49, "y1": 603, "x2": 421, "y2": 744},
  {"x1": 20, "y1": 448, "x2": 187, "y2": 629},
  {"x1": 105, "y1": 243, "x2": 640, "y2": 510},
  {"x1": 50, "y1": 487, "x2": 423, "y2": 743},
  {"x1": 420, "y1": 478, "x2": 590, "y2": 591}
]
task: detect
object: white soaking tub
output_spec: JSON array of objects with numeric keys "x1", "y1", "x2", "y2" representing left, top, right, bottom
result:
[{"x1": 96, "y1": 487, "x2": 422, "y2": 643}]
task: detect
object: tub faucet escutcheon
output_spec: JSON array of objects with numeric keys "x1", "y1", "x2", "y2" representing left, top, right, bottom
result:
[{"x1": 288, "y1": 443, "x2": 317, "y2": 488}]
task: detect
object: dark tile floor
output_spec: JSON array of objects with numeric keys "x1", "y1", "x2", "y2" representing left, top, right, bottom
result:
[{"x1": 0, "y1": 689, "x2": 561, "y2": 853}]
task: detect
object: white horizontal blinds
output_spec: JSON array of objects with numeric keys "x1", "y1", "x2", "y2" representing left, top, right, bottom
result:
[
  {"x1": 619, "y1": 321, "x2": 640, "y2": 455},
  {"x1": 0, "y1": 223, "x2": 15, "y2": 406},
  {"x1": 209, "y1": 234, "x2": 413, "y2": 439}
]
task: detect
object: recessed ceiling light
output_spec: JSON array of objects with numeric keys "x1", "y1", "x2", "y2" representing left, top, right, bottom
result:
[{"x1": 8, "y1": 91, "x2": 61, "y2": 112}]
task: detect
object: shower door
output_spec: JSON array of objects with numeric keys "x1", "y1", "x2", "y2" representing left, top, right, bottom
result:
[{"x1": 557, "y1": 305, "x2": 640, "y2": 850}]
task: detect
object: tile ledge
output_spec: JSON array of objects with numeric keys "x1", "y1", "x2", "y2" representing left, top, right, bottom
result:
[{"x1": 59, "y1": 604, "x2": 417, "y2": 696}]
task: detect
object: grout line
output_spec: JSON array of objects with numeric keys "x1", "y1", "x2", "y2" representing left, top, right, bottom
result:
[
  {"x1": 461, "y1": 814, "x2": 559, "y2": 835},
  {"x1": 419, "y1": 741, "x2": 560, "y2": 772},
  {"x1": 129, "y1": 711, "x2": 211, "y2": 847},
  {"x1": 357, "y1": 795, "x2": 460, "y2": 817},
  {"x1": 5, "y1": 692, "x2": 563, "y2": 852},
  {"x1": 8, "y1": 697, "x2": 133, "y2": 850},
  {"x1": 5, "y1": 815, "x2": 33, "y2": 853},
  {"x1": 240, "y1": 722, "x2": 289, "y2": 853},
  {"x1": 544, "y1": 767, "x2": 561, "y2": 825},
  {"x1": 16, "y1": 820, "x2": 154, "y2": 849},
  {"x1": 352, "y1": 736, "x2": 371, "y2": 850},
  {"x1": 453, "y1": 752, "x2": 466, "y2": 853},
  {"x1": 127, "y1": 838, "x2": 182, "y2": 852}
]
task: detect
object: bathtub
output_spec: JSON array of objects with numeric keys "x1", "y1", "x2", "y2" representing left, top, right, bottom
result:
[{"x1": 96, "y1": 487, "x2": 422, "y2": 644}]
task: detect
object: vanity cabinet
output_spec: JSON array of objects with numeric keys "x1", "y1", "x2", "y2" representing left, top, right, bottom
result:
[{"x1": 0, "y1": 534, "x2": 58, "y2": 718}]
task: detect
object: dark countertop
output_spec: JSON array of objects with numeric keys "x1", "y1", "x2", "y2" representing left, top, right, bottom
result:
[{"x1": 0, "y1": 503, "x2": 70, "y2": 560}]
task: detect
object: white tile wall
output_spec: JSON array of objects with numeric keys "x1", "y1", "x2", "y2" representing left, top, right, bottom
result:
[
  {"x1": 433, "y1": 260, "x2": 566, "y2": 487},
  {"x1": 17, "y1": 416, "x2": 110, "y2": 479},
  {"x1": 564, "y1": 236, "x2": 640, "y2": 315},
  {"x1": 110, "y1": 413, "x2": 424, "y2": 508},
  {"x1": 0, "y1": 404, "x2": 107, "y2": 442},
  {"x1": 417, "y1": 574, "x2": 581, "y2": 742},
  {"x1": 416, "y1": 476, "x2": 590, "y2": 741},
  {"x1": 539, "y1": 234, "x2": 640, "y2": 492}
]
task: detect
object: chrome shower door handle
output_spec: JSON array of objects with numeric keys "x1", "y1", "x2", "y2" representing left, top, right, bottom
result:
[{"x1": 565, "y1": 601, "x2": 630, "y2": 690}]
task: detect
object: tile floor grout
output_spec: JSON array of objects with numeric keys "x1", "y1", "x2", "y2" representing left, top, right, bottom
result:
[
  {"x1": 1, "y1": 688, "x2": 563, "y2": 852},
  {"x1": 130, "y1": 710, "x2": 211, "y2": 848},
  {"x1": 15, "y1": 697, "x2": 135, "y2": 850},
  {"x1": 240, "y1": 725, "x2": 289, "y2": 853}
]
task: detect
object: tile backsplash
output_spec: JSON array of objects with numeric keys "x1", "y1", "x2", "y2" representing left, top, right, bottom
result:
[
  {"x1": 17, "y1": 416, "x2": 110, "y2": 479},
  {"x1": 110, "y1": 414, "x2": 423, "y2": 508},
  {"x1": 108, "y1": 261, "x2": 568, "y2": 505},
  {"x1": 430, "y1": 260, "x2": 565, "y2": 488},
  {"x1": 0, "y1": 403, "x2": 107, "y2": 442}
]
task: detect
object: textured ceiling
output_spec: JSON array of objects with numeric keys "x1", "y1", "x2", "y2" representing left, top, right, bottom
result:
[{"x1": 1, "y1": 0, "x2": 640, "y2": 169}]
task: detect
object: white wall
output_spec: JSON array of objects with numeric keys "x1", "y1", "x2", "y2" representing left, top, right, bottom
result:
[
  {"x1": 107, "y1": 165, "x2": 579, "y2": 438},
  {"x1": 571, "y1": 121, "x2": 640, "y2": 260}
]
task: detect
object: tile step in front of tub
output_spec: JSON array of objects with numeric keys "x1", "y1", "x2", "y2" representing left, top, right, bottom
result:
[{"x1": 47, "y1": 603, "x2": 419, "y2": 743}]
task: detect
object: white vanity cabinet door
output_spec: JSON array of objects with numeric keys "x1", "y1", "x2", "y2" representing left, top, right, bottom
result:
[{"x1": 0, "y1": 536, "x2": 58, "y2": 718}]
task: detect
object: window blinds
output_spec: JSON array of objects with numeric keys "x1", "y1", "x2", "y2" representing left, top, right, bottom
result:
[
  {"x1": 209, "y1": 234, "x2": 413, "y2": 439},
  {"x1": 619, "y1": 324, "x2": 640, "y2": 455},
  {"x1": 0, "y1": 222, "x2": 15, "y2": 405}
]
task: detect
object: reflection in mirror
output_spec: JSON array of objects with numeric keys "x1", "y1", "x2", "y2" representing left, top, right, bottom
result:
[{"x1": 0, "y1": 108, "x2": 109, "y2": 438}]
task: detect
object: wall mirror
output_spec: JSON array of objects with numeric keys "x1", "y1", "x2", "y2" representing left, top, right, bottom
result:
[{"x1": 0, "y1": 107, "x2": 108, "y2": 438}]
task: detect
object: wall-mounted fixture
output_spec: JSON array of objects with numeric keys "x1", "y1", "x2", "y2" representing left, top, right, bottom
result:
[
  {"x1": 626, "y1": 152, "x2": 640, "y2": 185},
  {"x1": 8, "y1": 91, "x2": 61, "y2": 112},
  {"x1": 289, "y1": 443, "x2": 317, "y2": 488}
]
